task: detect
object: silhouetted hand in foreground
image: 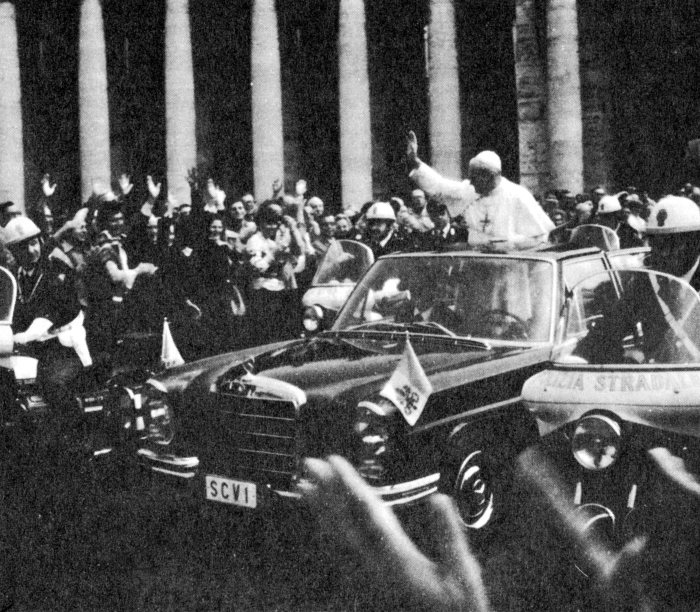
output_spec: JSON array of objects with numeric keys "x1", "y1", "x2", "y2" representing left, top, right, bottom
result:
[
  {"x1": 299, "y1": 455, "x2": 491, "y2": 612},
  {"x1": 517, "y1": 447, "x2": 649, "y2": 611}
]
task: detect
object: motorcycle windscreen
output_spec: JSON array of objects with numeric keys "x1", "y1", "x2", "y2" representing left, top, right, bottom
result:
[
  {"x1": 311, "y1": 240, "x2": 374, "y2": 287},
  {"x1": 0, "y1": 267, "x2": 16, "y2": 323},
  {"x1": 555, "y1": 269, "x2": 700, "y2": 365}
]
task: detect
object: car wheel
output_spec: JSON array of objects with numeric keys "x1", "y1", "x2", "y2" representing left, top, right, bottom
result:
[{"x1": 450, "y1": 449, "x2": 496, "y2": 530}]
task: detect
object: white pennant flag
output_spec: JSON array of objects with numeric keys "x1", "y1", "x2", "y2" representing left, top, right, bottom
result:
[
  {"x1": 380, "y1": 336, "x2": 433, "y2": 426},
  {"x1": 160, "y1": 318, "x2": 184, "y2": 369}
]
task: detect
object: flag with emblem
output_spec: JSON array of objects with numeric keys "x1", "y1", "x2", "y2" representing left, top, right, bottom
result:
[
  {"x1": 160, "y1": 318, "x2": 184, "y2": 369},
  {"x1": 380, "y1": 336, "x2": 433, "y2": 426}
]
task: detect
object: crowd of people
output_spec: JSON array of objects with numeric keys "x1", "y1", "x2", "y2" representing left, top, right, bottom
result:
[{"x1": 3, "y1": 130, "x2": 700, "y2": 413}]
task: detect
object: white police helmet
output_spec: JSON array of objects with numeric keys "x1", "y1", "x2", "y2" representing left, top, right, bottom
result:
[
  {"x1": 3, "y1": 216, "x2": 41, "y2": 246},
  {"x1": 366, "y1": 201, "x2": 396, "y2": 222},
  {"x1": 596, "y1": 195, "x2": 622, "y2": 214},
  {"x1": 646, "y1": 196, "x2": 700, "y2": 234}
]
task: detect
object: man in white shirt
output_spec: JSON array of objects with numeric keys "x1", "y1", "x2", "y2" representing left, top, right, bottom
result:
[{"x1": 406, "y1": 131, "x2": 553, "y2": 250}]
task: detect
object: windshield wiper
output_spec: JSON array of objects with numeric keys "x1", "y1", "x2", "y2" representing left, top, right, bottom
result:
[
  {"x1": 347, "y1": 319, "x2": 456, "y2": 337},
  {"x1": 407, "y1": 321, "x2": 456, "y2": 337},
  {"x1": 345, "y1": 320, "x2": 411, "y2": 332},
  {"x1": 338, "y1": 320, "x2": 492, "y2": 350}
]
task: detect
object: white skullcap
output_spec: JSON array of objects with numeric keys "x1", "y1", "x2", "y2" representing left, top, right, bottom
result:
[{"x1": 468, "y1": 151, "x2": 502, "y2": 174}]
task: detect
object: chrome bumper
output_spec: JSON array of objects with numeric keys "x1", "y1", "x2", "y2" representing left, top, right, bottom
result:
[
  {"x1": 373, "y1": 473, "x2": 441, "y2": 506},
  {"x1": 137, "y1": 447, "x2": 200, "y2": 479}
]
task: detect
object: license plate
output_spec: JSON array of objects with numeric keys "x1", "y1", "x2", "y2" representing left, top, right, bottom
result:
[{"x1": 205, "y1": 475, "x2": 257, "y2": 508}]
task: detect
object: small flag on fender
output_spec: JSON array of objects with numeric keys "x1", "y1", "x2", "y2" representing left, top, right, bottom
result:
[
  {"x1": 160, "y1": 318, "x2": 184, "y2": 369},
  {"x1": 380, "y1": 335, "x2": 433, "y2": 426}
]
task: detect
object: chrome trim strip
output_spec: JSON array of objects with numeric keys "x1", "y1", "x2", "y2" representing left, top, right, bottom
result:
[
  {"x1": 411, "y1": 397, "x2": 521, "y2": 434},
  {"x1": 147, "y1": 378, "x2": 168, "y2": 394},
  {"x1": 274, "y1": 490, "x2": 302, "y2": 499},
  {"x1": 372, "y1": 472, "x2": 440, "y2": 495},
  {"x1": 384, "y1": 486, "x2": 439, "y2": 506},
  {"x1": 238, "y1": 448, "x2": 294, "y2": 458},
  {"x1": 231, "y1": 373, "x2": 307, "y2": 407},
  {"x1": 238, "y1": 413, "x2": 295, "y2": 421},
  {"x1": 151, "y1": 466, "x2": 196, "y2": 479},
  {"x1": 137, "y1": 448, "x2": 200, "y2": 468}
]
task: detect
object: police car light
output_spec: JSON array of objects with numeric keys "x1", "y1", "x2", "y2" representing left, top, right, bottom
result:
[{"x1": 572, "y1": 413, "x2": 622, "y2": 471}]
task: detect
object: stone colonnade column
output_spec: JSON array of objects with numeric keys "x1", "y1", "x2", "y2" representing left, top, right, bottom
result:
[
  {"x1": 338, "y1": 0, "x2": 372, "y2": 213},
  {"x1": 165, "y1": 0, "x2": 197, "y2": 205},
  {"x1": 0, "y1": 2, "x2": 24, "y2": 210},
  {"x1": 79, "y1": 0, "x2": 111, "y2": 203},
  {"x1": 251, "y1": 0, "x2": 284, "y2": 203},
  {"x1": 546, "y1": 0, "x2": 583, "y2": 193},
  {"x1": 578, "y1": 6, "x2": 612, "y2": 190},
  {"x1": 427, "y1": 0, "x2": 461, "y2": 179},
  {"x1": 514, "y1": 0, "x2": 549, "y2": 196}
]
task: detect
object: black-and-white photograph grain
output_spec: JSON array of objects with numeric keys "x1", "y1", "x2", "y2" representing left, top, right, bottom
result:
[{"x1": 1, "y1": 0, "x2": 699, "y2": 610}]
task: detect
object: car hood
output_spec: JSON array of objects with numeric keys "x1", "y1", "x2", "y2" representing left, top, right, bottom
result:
[
  {"x1": 523, "y1": 367, "x2": 700, "y2": 439},
  {"x1": 156, "y1": 334, "x2": 540, "y2": 405}
]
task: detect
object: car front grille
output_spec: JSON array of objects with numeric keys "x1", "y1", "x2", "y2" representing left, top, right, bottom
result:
[{"x1": 202, "y1": 393, "x2": 300, "y2": 491}]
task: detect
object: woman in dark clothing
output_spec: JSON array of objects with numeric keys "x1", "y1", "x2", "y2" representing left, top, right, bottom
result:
[{"x1": 195, "y1": 215, "x2": 245, "y2": 354}]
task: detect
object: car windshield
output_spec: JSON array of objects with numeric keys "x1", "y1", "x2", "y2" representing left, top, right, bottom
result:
[
  {"x1": 556, "y1": 269, "x2": 700, "y2": 365},
  {"x1": 333, "y1": 255, "x2": 555, "y2": 343},
  {"x1": 312, "y1": 240, "x2": 374, "y2": 286}
]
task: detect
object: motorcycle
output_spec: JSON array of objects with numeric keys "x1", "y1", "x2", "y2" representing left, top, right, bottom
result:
[
  {"x1": 0, "y1": 265, "x2": 154, "y2": 464},
  {"x1": 522, "y1": 268, "x2": 700, "y2": 604}
]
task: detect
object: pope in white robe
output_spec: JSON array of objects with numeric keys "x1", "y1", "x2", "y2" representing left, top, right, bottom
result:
[{"x1": 406, "y1": 132, "x2": 553, "y2": 250}]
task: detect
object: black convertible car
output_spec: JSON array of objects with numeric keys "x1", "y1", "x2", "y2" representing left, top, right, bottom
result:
[{"x1": 132, "y1": 246, "x2": 648, "y2": 531}]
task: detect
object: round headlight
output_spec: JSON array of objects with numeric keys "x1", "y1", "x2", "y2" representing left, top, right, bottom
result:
[
  {"x1": 572, "y1": 414, "x2": 622, "y2": 470},
  {"x1": 353, "y1": 400, "x2": 395, "y2": 482},
  {"x1": 303, "y1": 305, "x2": 324, "y2": 332},
  {"x1": 142, "y1": 381, "x2": 174, "y2": 445}
]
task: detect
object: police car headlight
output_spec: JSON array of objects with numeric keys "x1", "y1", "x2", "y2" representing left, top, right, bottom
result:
[
  {"x1": 303, "y1": 305, "x2": 324, "y2": 332},
  {"x1": 353, "y1": 399, "x2": 395, "y2": 483},
  {"x1": 142, "y1": 380, "x2": 174, "y2": 446},
  {"x1": 572, "y1": 414, "x2": 622, "y2": 470}
]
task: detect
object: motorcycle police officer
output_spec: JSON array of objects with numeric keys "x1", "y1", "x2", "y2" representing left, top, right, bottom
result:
[
  {"x1": 573, "y1": 195, "x2": 700, "y2": 365},
  {"x1": 646, "y1": 195, "x2": 700, "y2": 289},
  {"x1": 362, "y1": 201, "x2": 407, "y2": 259},
  {"x1": 4, "y1": 216, "x2": 91, "y2": 411}
]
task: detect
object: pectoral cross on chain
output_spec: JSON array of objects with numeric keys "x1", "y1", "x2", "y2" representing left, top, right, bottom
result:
[{"x1": 480, "y1": 211, "x2": 492, "y2": 232}]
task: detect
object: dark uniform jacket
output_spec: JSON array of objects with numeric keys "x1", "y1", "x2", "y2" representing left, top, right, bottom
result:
[
  {"x1": 416, "y1": 224, "x2": 469, "y2": 251},
  {"x1": 14, "y1": 250, "x2": 81, "y2": 334},
  {"x1": 366, "y1": 230, "x2": 409, "y2": 259}
]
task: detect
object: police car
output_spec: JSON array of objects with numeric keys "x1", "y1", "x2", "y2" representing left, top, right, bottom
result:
[{"x1": 132, "y1": 244, "x2": 648, "y2": 534}]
